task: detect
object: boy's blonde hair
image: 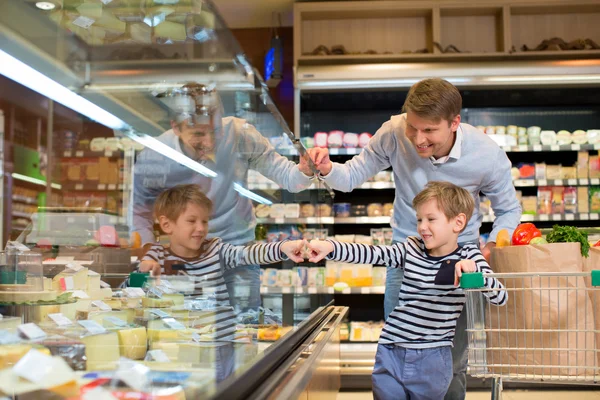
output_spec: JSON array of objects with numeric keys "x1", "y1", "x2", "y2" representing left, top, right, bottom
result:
[
  {"x1": 154, "y1": 184, "x2": 213, "y2": 221},
  {"x1": 402, "y1": 78, "x2": 462, "y2": 124},
  {"x1": 412, "y1": 181, "x2": 474, "y2": 231}
]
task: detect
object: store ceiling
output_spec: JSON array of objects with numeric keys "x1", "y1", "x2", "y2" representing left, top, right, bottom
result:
[{"x1": 215, "y1": 0, "x2": 295, "y2": 28}]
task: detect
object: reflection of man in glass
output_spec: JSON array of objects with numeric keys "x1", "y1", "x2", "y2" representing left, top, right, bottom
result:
[{"x1": 132, "y1": 83, "x2": 313, "y2": 313}]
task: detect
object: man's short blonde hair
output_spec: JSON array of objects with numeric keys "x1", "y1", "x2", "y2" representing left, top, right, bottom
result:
[
  {"x1": 402, "y1": 78, "x2": 462, "y2": 123},
  {"x1": 154, "y1": 184, "x2": 213, "y2": 221},
  {"x1": 412, "y1": 181, "x2": 474, "y2": 230}
]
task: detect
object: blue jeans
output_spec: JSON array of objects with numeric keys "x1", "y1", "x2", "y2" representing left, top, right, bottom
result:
[
  {"x1": 384, "y1": 241, "x2": 471, "y2": 400},
  {"x1": 372, "y1": 344, "x2": 453, "y2": 400},
  {"x1": 222, "y1": 264, "x2": 261, "y2": 313}
]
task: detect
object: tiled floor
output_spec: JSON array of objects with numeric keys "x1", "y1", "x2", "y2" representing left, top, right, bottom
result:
[{"x1": 338, "y1": 390, "x2": 600, "y2": 400}]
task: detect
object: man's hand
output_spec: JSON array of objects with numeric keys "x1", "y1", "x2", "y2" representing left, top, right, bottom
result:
[
  {"x1": 139, "y1": 260, "x2": 161, "y2": 277},
  {"x1": 304, "y1": 148, "x2": 333, "y2": 176},
  {"x1": 482, "y1": 242, "x2": 495, "y2": 263},
  {"x1": 298, "y1": 153, "x2": 315, "y2": 177},
  {"x1": 307, "y1": 239, "x2": 334, "y2": 263},
  {"x1": 281, "y1": 240, "x2": 307, "y2": 263},
  {"x1": 454, "y1": 259, "x2": 477, "y2": 287}
]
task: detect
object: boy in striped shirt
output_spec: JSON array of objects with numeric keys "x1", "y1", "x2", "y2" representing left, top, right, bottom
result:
[
  {"x1": 306, "y1": 181, "x2": 507, "y2": 400},
  {"x1": 134, "y1": 184, "x2": 305, "y2": 342}
]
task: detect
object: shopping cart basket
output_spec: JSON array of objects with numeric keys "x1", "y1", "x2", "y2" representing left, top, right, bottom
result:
[{"x1": 461, "y1": 271, "x2": 600, "y2": 399}]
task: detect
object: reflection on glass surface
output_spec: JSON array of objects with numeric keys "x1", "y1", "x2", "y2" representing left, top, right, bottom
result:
[{"x1": 0, "y1": 0, "x2": 332, "y2": 397}]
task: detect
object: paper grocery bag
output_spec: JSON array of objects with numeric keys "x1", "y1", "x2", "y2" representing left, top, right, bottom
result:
[
  {"x1": 484, "y1": 244, "x2": 596, "y2": 378},
  {"x1": 582, "y1": 247, "x2": 600, "y2": 368}
]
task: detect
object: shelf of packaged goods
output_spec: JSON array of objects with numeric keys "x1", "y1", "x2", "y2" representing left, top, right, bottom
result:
[
  {"x1": 256, "y1": 216, "x2": 391, "y2": 225},
  {"x1": 257, "y1": 214, "x2": 598, "y2": 225},
  {"x1": 61, "y1": 150, "x2": 124, "y2": 158},
  {"x1": 261, "y1": 286, "x2": 385, "y2": 295},
  {"x1": 482, "y1": 213, "x2": 600, "y2": 223},
  {"x1": 249, "y1": 181, "x2": 395, "y2": 191},
  {"x1": 11, "y1": 195, "x2": 38, "y2": 205},
  {"x1": 12, "y1": 211, "x2": 32, "y2": 219},
  {"x1": 279, "y1": 143, "x2": 600, "y2": 157},
  {"x1": 61, "y1": 183, "x2": 129, "y2": 191},
  {"x1": 513, "y1": 178, "x2": 600, "y2": 187}
]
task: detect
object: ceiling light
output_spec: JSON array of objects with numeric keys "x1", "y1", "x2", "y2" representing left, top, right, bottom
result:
[{"x1": 35, "y1": 2, "x2": 56, "y2": 10}]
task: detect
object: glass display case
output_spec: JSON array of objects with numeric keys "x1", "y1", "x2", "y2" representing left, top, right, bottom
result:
[{"x1": 0, "y1": 0, "x2": 341, "y2": 398}]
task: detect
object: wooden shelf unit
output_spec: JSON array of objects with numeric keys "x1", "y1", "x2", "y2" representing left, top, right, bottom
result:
[{"x1": 294, "y1": 0, "x2": 600, "y2": 65}]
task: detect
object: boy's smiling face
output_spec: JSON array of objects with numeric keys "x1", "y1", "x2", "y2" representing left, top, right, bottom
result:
[
  {"x1": 159, "y1": 202, "x2": 210, "y2": 258},
  {"x1": 416, "y1": 198, "x2": 465, "y2": 257}
]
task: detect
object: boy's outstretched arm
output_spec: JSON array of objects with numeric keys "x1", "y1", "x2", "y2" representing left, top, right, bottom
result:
[
  {"x1": 307, "y1": 239, "x2": 405, "y2": 268},
  {"x1": 464, "y1": 248, "x2": 508, "y2": 306},
  {"x1": 221, "y1": 239, "x2": 306, "y2": 269}
]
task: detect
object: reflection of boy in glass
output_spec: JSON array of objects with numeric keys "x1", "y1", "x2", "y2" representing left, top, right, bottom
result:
[{"x1": 132, "y1": 83, "x2": 314, "y2": 315}]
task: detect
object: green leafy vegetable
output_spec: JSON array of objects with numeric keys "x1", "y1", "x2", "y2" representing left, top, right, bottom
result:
[{"x1": 546, "y1": 225, "x2": 590, "y2": 258}]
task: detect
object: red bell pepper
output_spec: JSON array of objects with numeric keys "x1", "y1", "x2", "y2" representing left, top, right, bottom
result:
[
  {"x1": 594, "y1": 239, "x2": 600, "y2": 247},
  {"x1": 511, "y1": 223, "x2": 542, "y2": 246}
]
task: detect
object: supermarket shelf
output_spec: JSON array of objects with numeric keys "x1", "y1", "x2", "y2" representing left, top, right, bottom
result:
[
  {"x1": 61, "y1": 149, "x2": 125, "y2": 158},
  {"x1": 482, "y1": 213, "x2": 600, "y2": 223},
  {"x1": 278, "y1": 143, "x2": 600, "y2": 157},
  {"x1": 12, "y1": 211, "x2": 32, "y2": 219},
  {"x1": 501, "y1": 143, "x2": 600, "y2": 152},
  {"x1": 12, "y1": 195, "x2": 38, "y2": 205},
  {"x1": 513, "y1": 178, "x2": 600, "y2": 187},
  {"x1": 61, "y1": 183, "x2": 129, "y2": 191},
  {"x1": 261, "y1": 286, "x2": 385, "y2": 295},
  {"x1": 257, "y1": 214, "x2": 599, "y2": 224},
  {"x1": 249, "y1": 181, "x2": 395, "y2": 191}
]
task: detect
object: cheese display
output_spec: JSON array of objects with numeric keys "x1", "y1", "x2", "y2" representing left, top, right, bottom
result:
[
  {"x1": 79, "y1": 331, "x2": 120, "y2": 370},
  {"x1": 116, "y1": 327, "x2": 148, "y2": 360},
  {"x1": 141, "y1": 297, "x2": 175, "y2": 308},
  {"x1": 0, "y1": 344, "x2": 51, "y2": 369},
  {"x1": 53, "y1": 268, "x2": 88, "y2": 292}
]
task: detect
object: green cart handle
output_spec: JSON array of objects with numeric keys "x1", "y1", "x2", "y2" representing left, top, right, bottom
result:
[{"x1": 460, "y1": 272, "x2": 484, "y2": 289}]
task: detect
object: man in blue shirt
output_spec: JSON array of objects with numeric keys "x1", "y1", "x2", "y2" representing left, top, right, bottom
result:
[{"x1": 304, "y1": 78, "x2": 521, "y2": 399}]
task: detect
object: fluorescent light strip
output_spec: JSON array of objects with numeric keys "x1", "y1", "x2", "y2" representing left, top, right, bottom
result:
[
  {"x1": 12, "y1": 173, "x2": 61, "y2": 190},
  {"x1": 299, "y1": 77, "x2": 472, "y2": 88},
  {"x1": 123, "y1": 132, "x2": 218, "y2": 178},
  {"x1": 233, "y1": 183, "x2": 273, "y2": 205},
  {"x1": 485, "y1": 75, "x2": 600, "y2": 83},
  {"x1": 0, "y1": 49, "x2": 128, "y2": 130}
]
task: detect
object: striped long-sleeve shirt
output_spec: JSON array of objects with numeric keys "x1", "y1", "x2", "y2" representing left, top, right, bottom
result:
[
  {"x1": 327, "y1": 237, "x2": 507, "y2": 348},
  {"x1": 140, "y1": 238, "x2": 287, "y2": 341}
]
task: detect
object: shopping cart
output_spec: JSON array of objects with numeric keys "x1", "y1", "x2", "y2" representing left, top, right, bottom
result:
[{"x1": 461, "y1": 271, "x2": 600, "y2": 399}]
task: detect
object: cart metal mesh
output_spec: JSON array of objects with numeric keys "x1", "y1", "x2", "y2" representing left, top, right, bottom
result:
[{"x1": 462, "y1": 271, "x2": 600, "y2": 394}]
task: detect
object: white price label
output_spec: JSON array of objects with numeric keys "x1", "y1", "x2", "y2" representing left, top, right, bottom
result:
[
  {"x1": 0, "y1": 329, "x2": 21, "y2": 345},
  {"x1": 308, "y1": 287, "x2": 317, "y2": 294},
  {"x1": 518, "y1": 145, "x2": 528, "y2": 152},
  {"x1": 580, "y1": 179, "x2": 589, "y2": 185},
  {"x1": 533, "y1": 145, "x2": 542, "y2": 152},
  {"x1": 550, "y1": 145, "x2": 560, "y2": 151},
  {"x1": 571, "y1": 144, "x2": 581, "y2": 151},
  {"x1": 282, "y1": 287, "x2": 291, "y2": 294},
  {"x1": 149, "y1": 309, "x2": 171, "y2": 318},
  {"x1": 595, "y1": 143, "x2": 600, "y2": 150},
  {"x1": 48, "y1": 313, "x2": 73, "y2": 326},
  {"x1": 163, "y1": 318, "x2": 185, "y2": 330},
  {"x1": 539, "y1": 215, "x2": 550, "y2": 221},
  {"x1": 124, "y1": 287, "x2": 145, "y2": 297},
  {"x1": 100, "y1": 280, "x2": 111, "y2": 289},
  {"x1": 361, "y1": 287, "x2": 370, "y2": 294},
  {"x1": 591, "y1": 213, "x2": 600, "y2": 221},
  {"x1": 538, "y1": 179, "x2": 547, "y2": 186},
  {"x1": 342, "y1": 288, "x2": 351, "y2": 294},
  {"x1": 591, "y1": 179, "x2": 600, "y2": 185},
  {"x1": 18, "y1": 323, "x2": 47, "y2": 340},
  {"x1": 105, "y1": 151, "x2": 113, "y2": 157},
  {"x1": 73, "y1": 16, "x2": 94, "y2": 29},
  {"x1": 148, "y1": 287, "x2": 164, "y2": 298},
  {"x1": 104, "y1": 316, "x2": 127, "y2": 327},
  {"x1": 552, "y1": 213, "x2": 562, "y2": 220},
  {"x1": 327, "y1": 287, "x2": 334, "y2": 294},
  {"x1": 66, "y1": 262, "x2": 83, "y2": 272},
  {"x1": 83, "y1": 387, "x2": 119, "y2": 400},
  {"x1": 92, "y1": 300, "x2": 112, "y2": 311},
  {"x1": 75, "y1": 150, "x2": 85, "y2": 157},
  {"x1": 191, "y1": 332, "x2": 203, "y2": 343},
  {"x1": 13, "y1": 349, "x2": 54, "y2": 383},
  {"x1": 146, "y1": 349, "x2": 170, "y2": 362},
  {"x1": 118, "y1": 184, "x2": 125, "y2": 190},
  {"x1": 78, "y1": 320, "x2": 107, "y2": 335},
  {"x1": 108, "y1": 184, "x2": 116, "y2": 190},
  {"x1": 72, "y1": 290, "x2": 90, "y2": 299},
  {"x1": 565, "y1": 214, "x2": 575, "y2": 221},
  {"x1": 64, "y1": 151, "x2": 72, "y2": 157},
  {"x1": 115, "y1": 359, "x2": 150, "y2": 392},
  {"x1": 98, "y1": 184, "x2": 106, "y2": 190},
  {"x1": 75, "y1": 184, "x2": 83, "y2": 190},
  {"x1": 567, "y1": 179, "x2": 577, "y2": 186},
  {"x1": 580, "y1": 213, "x2": 589, "y2": 220},
  {"x1": 275, "y1": 218, "x2": 285, "y2": 224}
]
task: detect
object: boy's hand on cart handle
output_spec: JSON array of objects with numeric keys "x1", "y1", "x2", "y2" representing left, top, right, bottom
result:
[
  {"x1": 307, "y1": 239, "x2": 334, "y2": 263},
  {"x1": 455, "y1": 259, "x2": 477, "y2": 287},
  {"x1": 139, "y1": 260, "x2": 161, "y2": 277},
  {"x1": 281, "y1": 240, "x2": 307, "y2": 263}
]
